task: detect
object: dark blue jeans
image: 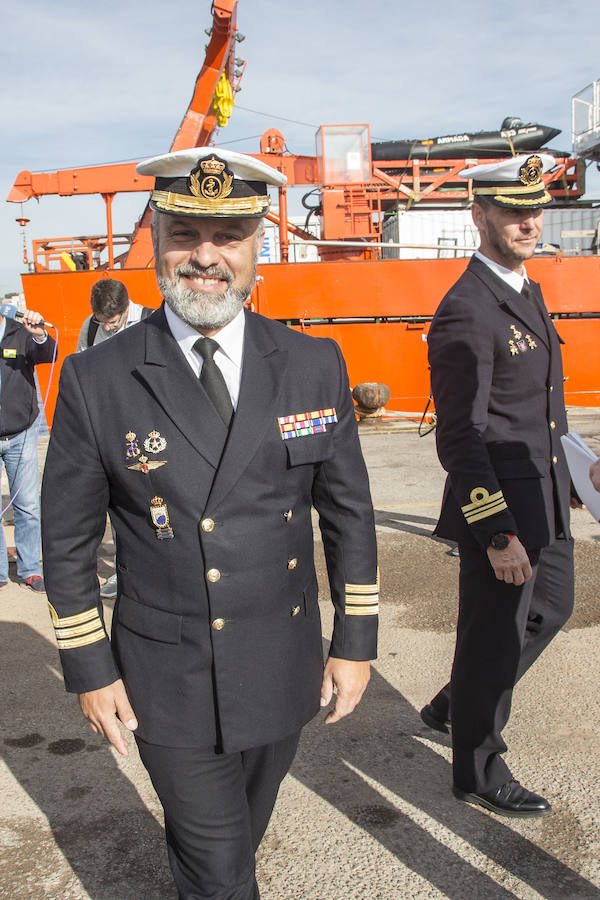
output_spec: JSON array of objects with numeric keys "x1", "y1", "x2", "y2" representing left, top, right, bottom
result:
[{"x1": 0, "y1": 418, "x2": 42, "y2": 583}]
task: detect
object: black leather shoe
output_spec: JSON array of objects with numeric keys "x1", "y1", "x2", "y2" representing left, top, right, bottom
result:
[
  {"x1": 453, "y1": 779, "x2": 552, "y2": 818},
  {"x1": 420, "y1": 704, "x2": 450, "y2": 734}
]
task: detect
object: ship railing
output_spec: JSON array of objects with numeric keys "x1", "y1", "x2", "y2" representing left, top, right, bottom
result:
[
  {"x1": 284, "y1": 238, "x2": 599, "y2": 259},
  {"x1": 31, "y1": 234, "x2": 133, "y2": 273},
  {"x1": 371, "y1": 155, "x2": 584, "y2": 206}
]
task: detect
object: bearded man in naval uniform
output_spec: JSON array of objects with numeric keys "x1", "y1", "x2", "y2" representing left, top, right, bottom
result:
[
  {"x1": 41, "y1": 148, "x2": 379, "y2": 898},
  {"x1": 420, "y1": 154, "x2": 578, "y2": 818}
]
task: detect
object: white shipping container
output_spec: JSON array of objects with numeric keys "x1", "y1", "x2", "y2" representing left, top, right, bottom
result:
[
  {"x1": 260, "y1": 215, "x2": 320, "y2": 264},
  {"x1": 382, "y1": 209, "x2": 478, "y2": 259},
  {"x1": 382, "y1": 206, "x2": 599, "y2": 258}
]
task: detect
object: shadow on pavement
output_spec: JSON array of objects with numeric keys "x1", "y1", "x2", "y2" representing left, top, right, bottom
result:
[
  {"x1": 291, "y1": 652, "x2": 599, "y2": 900},
  {"x1": 2, "y1": 626, "x2": 597, "y2": 897},
  {"x1": 0, "y1": 623, "x2": 175, "y2": 899}
]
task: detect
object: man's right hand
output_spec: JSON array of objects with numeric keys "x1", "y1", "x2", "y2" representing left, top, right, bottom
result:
[
  {"x1": 79, "y1": 679, "x2": 138, "y2": 757},
  {"x1": 486, "y1": 535, "x2": 532, "y2": 586},
  {"x1": 591, "y1": 460, "x2": 600, "y2": 493}
]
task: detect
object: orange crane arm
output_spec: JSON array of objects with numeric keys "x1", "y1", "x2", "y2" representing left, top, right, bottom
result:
[
  {"x1": 6, "y1": 0, "x2": 241, "y2": 266},
  {"x1": 171, "y1": 0, "x2": 238, "y2": 150},
  {"x1": 6, "y1": 152, "x2": 317, "y2": 205},
  {"x1": 7, "y1": 164, "x2": 153, "y2": 203}
]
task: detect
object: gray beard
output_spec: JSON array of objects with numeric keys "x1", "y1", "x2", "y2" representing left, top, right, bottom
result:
[{"x1": 158, "y1": 268, "x2": 253, "y2": 330}]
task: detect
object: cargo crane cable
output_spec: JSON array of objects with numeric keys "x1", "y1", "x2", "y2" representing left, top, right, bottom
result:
[
  {"x1": 217, "y1": 133, "x2": 264, "y2": 146},
  {"x1": 234, "y1": 105, "x2": 317, "y2": 129},
  {"x1": 418, "y1": 388, "x2": 436, "y2": 438},
  {"x1": 301, "y1": 189, "x2": 322, "y2": 233},
  {"x1": 0, "y1": 326, "x2": 59, "y2": 519}
]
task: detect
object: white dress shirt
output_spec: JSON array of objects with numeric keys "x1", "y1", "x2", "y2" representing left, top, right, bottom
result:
[
  {"x1": 474, "y1": 250, "x2": 529, "y2": 292},
  {"x1": 164, "y1": 304, "x2": 245, "y2": 409}
]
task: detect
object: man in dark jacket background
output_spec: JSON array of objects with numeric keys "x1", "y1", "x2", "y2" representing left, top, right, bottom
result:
[
  {"x1": 421, "y1": 155, "x2": 576, "y2": 818},
  {"x1": 0, "y1": 305, "x2": 55, "y2": 592}
]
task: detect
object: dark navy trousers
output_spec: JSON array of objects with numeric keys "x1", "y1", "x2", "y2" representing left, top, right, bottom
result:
[
  {"x1": 430, "y1": 538, "x2": 574, "y2": 793},
  {"x1": 137, "y1": 731, "x2": 300, "y2": 899}
]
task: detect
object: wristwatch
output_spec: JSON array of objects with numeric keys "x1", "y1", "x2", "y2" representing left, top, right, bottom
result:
[{"x1": 489, "y1": 532, "x2": 514, "y2": 550}]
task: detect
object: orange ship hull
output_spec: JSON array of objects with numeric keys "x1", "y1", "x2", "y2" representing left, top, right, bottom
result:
[{"x1": 25, "y1": 253, "x2": 600, "y2": 425}]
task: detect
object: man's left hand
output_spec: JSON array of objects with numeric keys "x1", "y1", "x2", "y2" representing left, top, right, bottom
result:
[
  {"x1": 320, "y1": 657, "x2": 371, "y2": 724},
  {"x1": 20, "y1": 309, "x2": 47, "y2": 340}
]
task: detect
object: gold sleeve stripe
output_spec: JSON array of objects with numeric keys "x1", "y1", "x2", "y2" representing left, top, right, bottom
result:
[
  {"x1": 56, "y1": 628, "x2": 107, "y2": 650},
  {"x1": 48, "y1": 602, "x2": 107, "y2": 650},
  {"x1": 345, "y1": 584, "x2": 379, "y2": 594},
  {"x1": 461, "y1": 488, "x2": 504, "y2": 514},
  {"x1": 346, "y1": 606, "x2": 379, "y2": 616},
  {"x1": 48, "y1": 602, "x2": 100, "y2": 628},
  {"x1": 345, "y1": 574, "x2": 379, "y2": 616},
  {"x1": 464, "y1": 498, "x2": 508, "y2": 524},
  {"x1": 461, "y1": 487, "x2": 508, "y2": 523},
  {"x1": 346, "y1": 568, "x2": 380, "y2": 592},
  {"x1": 54, "y1": 617, "x2": 104, "y2": 640}
]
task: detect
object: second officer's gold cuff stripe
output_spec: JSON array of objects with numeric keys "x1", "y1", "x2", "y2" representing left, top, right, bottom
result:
[{"x1": 461, "y1": 487, "x2": 508, "y2": 524}]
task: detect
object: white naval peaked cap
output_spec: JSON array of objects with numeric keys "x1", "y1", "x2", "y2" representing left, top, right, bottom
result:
[
  {"x1": 137, "y1": 147, "x2": 286, "y2": 218},
  {"x1": 457, "y1": 153, "x2": 556, "y2": 182},
  {"x1": 458, "y1": 153, "x2": 555, "y2": 208}
]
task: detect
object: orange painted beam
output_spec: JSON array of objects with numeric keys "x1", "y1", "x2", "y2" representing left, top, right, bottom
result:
[{"x1": 7, "y1": 164, "x2": 153, "y2": 202}]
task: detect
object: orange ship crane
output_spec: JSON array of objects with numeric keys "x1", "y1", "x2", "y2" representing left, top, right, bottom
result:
[{"x1": 8, "y1": 0, "x2": 242, "y2": 269}]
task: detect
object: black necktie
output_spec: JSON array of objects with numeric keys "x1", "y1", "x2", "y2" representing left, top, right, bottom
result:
[
  {"x1": 194, "y1": 338, "x2": 233, "y2": 427},
  {"x1": 521, "y1": 280, "x2": 549, "y2": 335},
  {"x1": 521, "y1": 280, "x2": 533, "y2": 301}
]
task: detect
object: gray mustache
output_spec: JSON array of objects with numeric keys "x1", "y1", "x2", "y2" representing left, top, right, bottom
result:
[{"x1": 175, "y1": 265, "x2": 232, "y2": 285}]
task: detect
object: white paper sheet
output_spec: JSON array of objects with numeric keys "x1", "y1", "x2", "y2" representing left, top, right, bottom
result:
[{"x1": 560, "y1": 432, "x2": 600, "y2": 522}]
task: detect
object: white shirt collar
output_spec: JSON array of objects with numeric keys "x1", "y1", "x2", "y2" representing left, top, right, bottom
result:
[
  {"x1": 475, "y1": 250, "x2": 528, "y2": 294},
  {"x1": 164, "y1": 304, "x2": 245, "y2": 363},
  {"x1": 163, "y1": 304, "x2": 245, "y2": 407}
]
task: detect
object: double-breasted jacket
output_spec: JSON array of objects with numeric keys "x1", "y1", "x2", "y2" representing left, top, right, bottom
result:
[
  {"x1": 42, "y1": 307, "x2": 378, "y2": 752},
  {"x1": 428, "y1": 256, "x2": 571, "y2": 550}
]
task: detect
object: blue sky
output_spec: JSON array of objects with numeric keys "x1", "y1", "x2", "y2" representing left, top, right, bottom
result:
[{"x1": 1, "y1": 0, "x2": 599, "y2": 294}]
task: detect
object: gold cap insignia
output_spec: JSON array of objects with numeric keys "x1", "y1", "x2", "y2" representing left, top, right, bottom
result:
[
  {"x1": 519, "y1": 155, "x2": 543, "y2": 186},
  {"x1": 189, "y1": 156, "x2": 234, "y2": 202}
]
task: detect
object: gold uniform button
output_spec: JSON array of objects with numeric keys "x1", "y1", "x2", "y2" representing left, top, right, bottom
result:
[
  {"x1": 552, "y1": 456, "x2": 558, "y2": 464},
  {"x1": 284, "y1": 509, "x2": 293, "y2": 522},
  {"x1": 201, "y1": 518, "x2": 215, "y2": 533},
  {"x1": 207, "y1": 568, "x2": 221, "y2": 583},
  {"x1": 291, "y1": 605, "x2": 301, "y2": 617},
  {"x1": 287, "y1": 558, "x2": 298, "y2": 570},
  {"x1": 550, "y1": 421, "x2": 556, "y2": 430},
  {"x1": 212, "y1": 618, "x2": 225, "y2": 631},
  {"x1": 549, "y1": 385, "x2": 554, "y2": 392}
]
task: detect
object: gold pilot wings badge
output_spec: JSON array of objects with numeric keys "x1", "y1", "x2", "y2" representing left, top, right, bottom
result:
[
  {"x1": 125, "y1": 430, "x2": 167, "y2": 472},
  {"x1": 278, "y1": 408, "x2": 338, "y2": 440}
]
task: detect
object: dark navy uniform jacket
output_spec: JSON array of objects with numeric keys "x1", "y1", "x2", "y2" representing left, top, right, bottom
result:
[
  {"x1": 428, "y1": 256, "x2": 571, "y2": 551},
  {"x1": 41, "y1": 306, "x2": 378, "y2": 752}
]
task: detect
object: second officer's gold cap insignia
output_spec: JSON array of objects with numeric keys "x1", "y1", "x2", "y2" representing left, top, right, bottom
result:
[{"x1": 458, "y1": 153, "x2": 554, "y2": 208}]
